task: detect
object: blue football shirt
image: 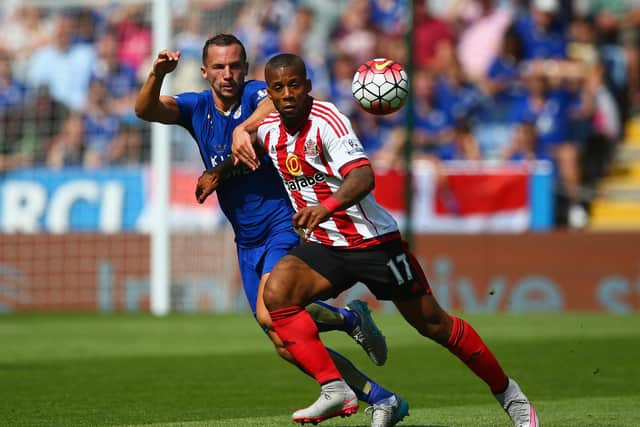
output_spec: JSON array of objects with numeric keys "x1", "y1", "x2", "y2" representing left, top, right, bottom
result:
[{"x1": 174, "y1": 80, "x2": 296, "y2": 247}]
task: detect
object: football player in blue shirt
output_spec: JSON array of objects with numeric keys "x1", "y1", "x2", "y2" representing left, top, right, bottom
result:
[{"x1": 135, "y1": 34, "x2": 406, "y2": 423}]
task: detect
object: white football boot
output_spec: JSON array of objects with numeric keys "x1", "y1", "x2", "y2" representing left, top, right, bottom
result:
[
  {"x1": 365, "y1": 394, "x2": 410, "y2": 427},
  {"x1": 495, "y1": 378, "x2": 541, "y2": 427},
  {"x1": 346, "y1": 299, "x2": 388, "y2": 366},
  {"x1": 292, "y1": 380, "x2": 359, "y2": 424}
]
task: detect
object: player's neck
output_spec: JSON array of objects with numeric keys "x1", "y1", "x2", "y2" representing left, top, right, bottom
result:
[
  {"x1": 211, "y1": 89, "x2": 238, "y2": 114},
  {"x1": 283, "y1": 97, "x2": 313, "y2": 134}
]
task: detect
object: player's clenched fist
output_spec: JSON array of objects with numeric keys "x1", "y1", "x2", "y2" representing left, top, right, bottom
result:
[{"x1": 152, "y1": 50, "x2": 181, "y2": 76}]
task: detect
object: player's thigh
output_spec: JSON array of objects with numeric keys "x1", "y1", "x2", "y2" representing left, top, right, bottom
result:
[
  {"x1": 346, "y1": 239, "x2": 431, "y2": 301},
  {"x1": 264, "y1": 254, "x2": 335, "y2": 309},
  {"x1": 255, "y1": 273, "x2": 272, "y2": 330},
  {"x1": 237, "y1": 245, "x2": 267, "y2": 316}
]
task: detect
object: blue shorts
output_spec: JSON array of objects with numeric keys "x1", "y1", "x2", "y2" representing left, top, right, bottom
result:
[{"x1": 237, "y1": 229, "x2": 300, "y2": 315}]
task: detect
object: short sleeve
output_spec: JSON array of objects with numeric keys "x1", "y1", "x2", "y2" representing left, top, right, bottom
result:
[
  {"x1": 173, "y1": 92, "x2": 200, "y2": 129},
  {"x1": 245, "y1": 80, "x2": 269, "y2": 110}
]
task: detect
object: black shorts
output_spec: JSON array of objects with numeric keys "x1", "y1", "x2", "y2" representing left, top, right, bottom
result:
[{"x1": 288, "y1": 239, "x2": 432, "y2": 301}]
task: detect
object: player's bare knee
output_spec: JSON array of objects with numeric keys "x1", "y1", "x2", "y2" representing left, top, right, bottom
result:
[
  {"x1": 263, "y1": 262, "x2": 298, "y2": 310},
  {"x1": 262, "y1": 280, "x2": 286, "y2": 310}
]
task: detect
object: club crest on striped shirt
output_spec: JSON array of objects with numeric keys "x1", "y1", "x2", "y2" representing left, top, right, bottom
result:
[{"x1": 304, "y1": 139, "x2": 319, "y2": 156}]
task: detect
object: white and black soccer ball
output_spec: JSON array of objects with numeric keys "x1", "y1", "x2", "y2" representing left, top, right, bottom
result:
[{"x1": 351, "y1": 58, "x2": 409, "y2": 115}]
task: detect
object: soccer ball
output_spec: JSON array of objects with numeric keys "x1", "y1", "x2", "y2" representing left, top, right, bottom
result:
[{"x1": 351, "y1": 58, "x2": 409, "y2": 115}]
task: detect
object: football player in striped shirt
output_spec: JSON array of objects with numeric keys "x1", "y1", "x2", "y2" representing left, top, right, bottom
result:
[
  {"x1": 135, "y1": 34, "x2": 406, "y2": 423},
  {"x1": 233, "y1": 53, "x2": 540, "y2": 427}
]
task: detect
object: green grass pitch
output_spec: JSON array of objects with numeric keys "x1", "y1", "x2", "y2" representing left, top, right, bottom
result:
[{"x1": 1, "y1": 312, "x2": 639, "y2": 426}]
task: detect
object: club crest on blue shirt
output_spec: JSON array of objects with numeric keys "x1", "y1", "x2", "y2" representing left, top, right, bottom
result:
[
  {"x1": 233, "y1": 106, "x2": 242, "y2": 119},
  {"x1": 304, "y1": 139, "x2": 319, "y2": 156}
]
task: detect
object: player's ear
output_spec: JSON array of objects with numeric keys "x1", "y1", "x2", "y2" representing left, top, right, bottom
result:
[
  {"x1": 200, "y1": 65, "x2": 207, "y2": 80},
  {"x1": 305, "y1": 79, "x2": 312, "y2": 93}
]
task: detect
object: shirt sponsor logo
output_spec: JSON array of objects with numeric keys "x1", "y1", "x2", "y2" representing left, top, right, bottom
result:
[
  {"x1": 285, "y1": 153, "x2": 303, "y2": 176},
  {"x1": 285, "y1": 172, "x2": 326, "y2": 192}
]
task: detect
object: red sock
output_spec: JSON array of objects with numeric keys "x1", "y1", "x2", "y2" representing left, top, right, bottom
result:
[
  {"x1": 270, "y1": 306, "x2": 341, "y2": 384},
  {"x1": 446, "y1": 316, "x2": 509, "y2": 393}
]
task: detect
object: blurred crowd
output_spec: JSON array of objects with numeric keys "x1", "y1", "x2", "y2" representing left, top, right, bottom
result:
[{"x1": 1, "y1": 0, "x2": 639, "y2": 226}]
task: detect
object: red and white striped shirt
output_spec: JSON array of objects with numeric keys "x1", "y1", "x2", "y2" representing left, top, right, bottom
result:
[{"x1": 257, "y1": 99, "x2": 399, "y2": 248}]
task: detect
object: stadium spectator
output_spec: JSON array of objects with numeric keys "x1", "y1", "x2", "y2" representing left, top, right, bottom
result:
[
  {"x1": 369, "y1": 0, "x2": 408, "y2": 36},
  {"x1": 172, "y1": 11, "x2": 208, "y2": 95},
  {"x1": 481, "y1": 25, "x2": 525, "y2": 113},
  {"x1": 232, "y1": 53, "x2": 540, "y2": 427},
  {"x1": 500, "y1": 121, "x2": 538, "y2": 162},
  {"x1": 589, "y1": 1, "x2": 640, "y2": 118},
  {"x1": 82, "y1": 79, "x2": 121, "y2": 168},
  {"x1": 433, "y1": 57, "x2": 487, "y2": 123},
  {"x1": 0, "y1": 48, "x2": 30, "y2": 172},
  {"x1": 412, "y1": 68, "x2": 456, "y2": 161},
  {"x1": 108, "y1": 121, "x2": 146, "y2": 165},
  {"x1": 280, "y1": 6, "x2": 331, "y2": 99},
  {"x1": 474, "y1": 25, "x2": 526, "y2": 156},
  {"x1": 0, "y1": 49, "x2": 26, "y2": 114},
  {"x1": 110, "y1": 5, "x2": 152, "y2": 76},
  {"x1": 330, "y1": 0, "x2": 377, "y2": 66},
  {"x1": 413, "y1": 0, "x2": 455, "y2": 73},
  {"x1": 0, "y1": 5, "x2": 52, "y2": 79},
  {"x1": 442, "y1": 119, "x2": 482, "y2": 161},
  {"x1": 16, "y1": 86, "x2": 70, "y2": 167},
  {"x1": 329, "y1": 53, "x2": 358, "y2": 117},
  {"x1": 513, "y1": 0, "x2": 568, "y2": 61},
  {"x1": 26, "y1": 13, "x2": 95, "y2": 111},
  {"x1": 91, "y1": 32, "x2": 139, "y2": 119},
  {"x1": 456, "y1": 0, "x2": 514, "y2": 80},
  {"x1": 47, "y1": 113, "x2": 85, "y2": 169},
  {"x1": 135, "y1": 34, "x2": 406, "y2": 420},
  {"x1": 577, "y1": 61, "x2": 621, "y2": 187}
]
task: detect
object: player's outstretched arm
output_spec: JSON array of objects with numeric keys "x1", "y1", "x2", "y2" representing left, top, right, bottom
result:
[
  {"x1": 135, "y1": 50, "x2": 181, "y2": 124},
  {"x1": 293, "y1": 165, "x2": 375, "y2": 238},
  {"x1": 231, "y1": 98, "x2": 274, "y2": 170}
]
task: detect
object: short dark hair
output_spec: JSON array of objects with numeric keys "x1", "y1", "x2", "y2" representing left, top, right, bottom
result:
[
  {"x1": 265, "y1": 53, "x2": 307, "y2": 79},
  {"x1": 202, "y1": 34, "x2": 247, "y2": 64}
]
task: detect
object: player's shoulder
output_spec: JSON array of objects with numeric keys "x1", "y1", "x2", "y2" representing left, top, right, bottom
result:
[
  {"x1": 258, "y1": 111, "x2": 281, "y2": 133},
  {"x1": 243, "y1": 79, "x2": 268, "y2": 96},
  {"x1": 310, "y1": 99, "x2": 351, "y2": 137},
  {"x1": 173, "y1": 89, "x2": 209, "y2": 104}
]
